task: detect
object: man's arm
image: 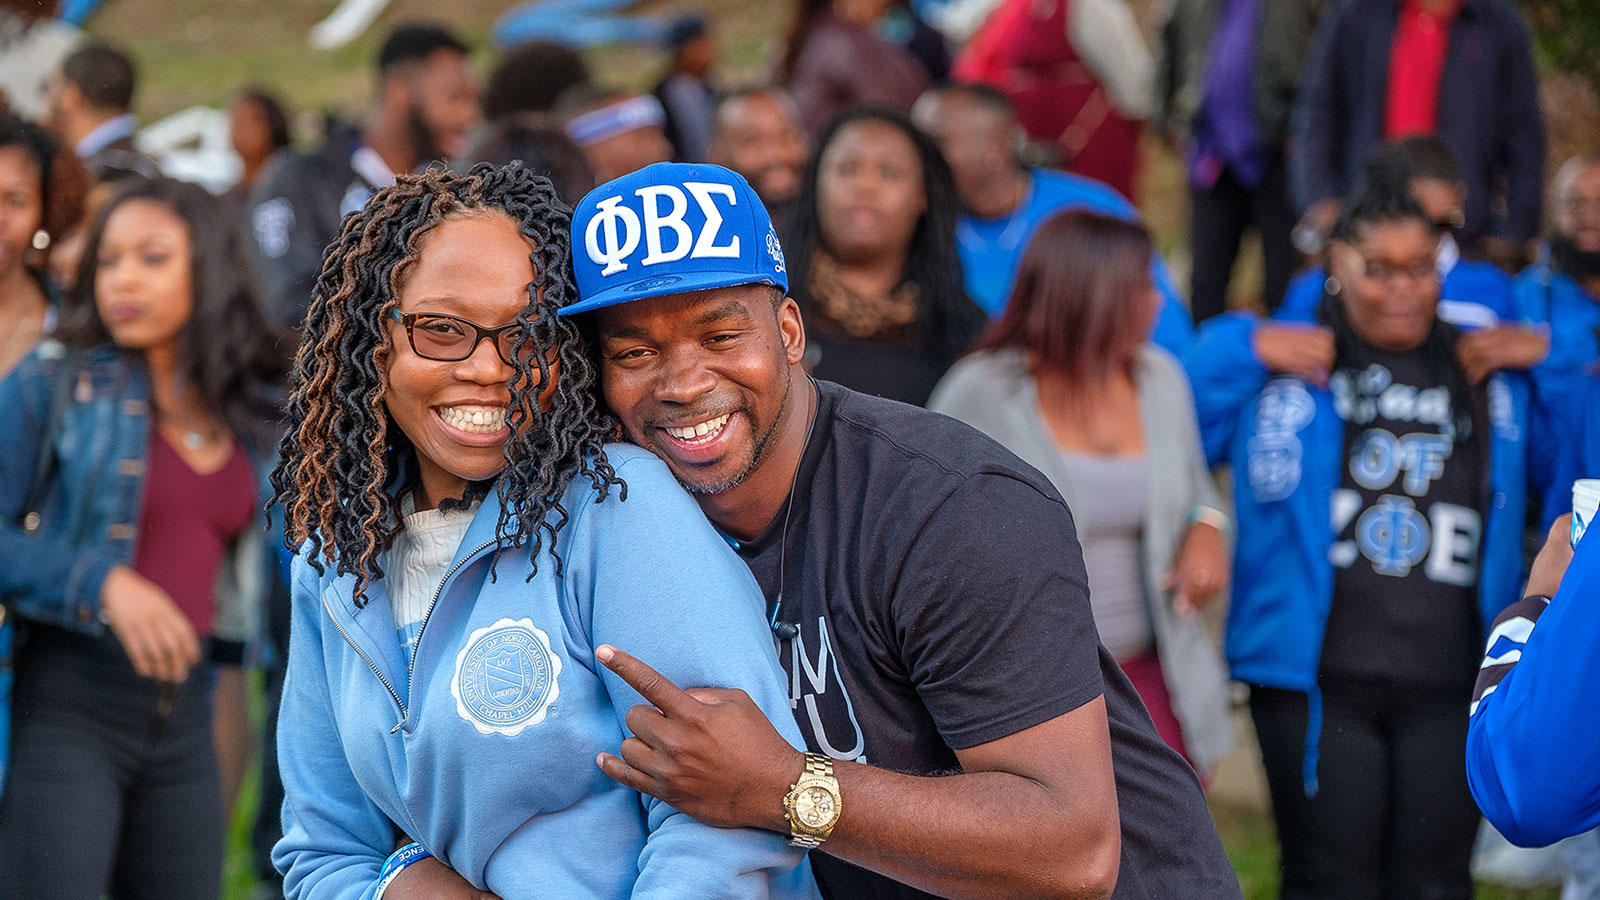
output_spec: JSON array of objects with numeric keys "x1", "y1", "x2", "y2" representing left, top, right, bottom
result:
[
  {"x1": 1468, "y1": 516, "x2": 1600, "y2": 846},
  {"x1": 596, "y1": 647, "x2": 1120, "y2": 900}
]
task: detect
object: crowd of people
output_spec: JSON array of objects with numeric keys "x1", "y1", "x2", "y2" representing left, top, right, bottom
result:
[{"x1": 0, "y1": 0, "x2": 1598, "y2": 898}]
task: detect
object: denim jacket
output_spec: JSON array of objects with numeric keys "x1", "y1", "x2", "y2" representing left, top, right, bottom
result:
[{"x1": 0, "y1": 339, "x2": 267, "y2": 647}]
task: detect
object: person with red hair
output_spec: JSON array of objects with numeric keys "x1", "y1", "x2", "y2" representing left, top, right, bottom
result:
[{"x1": 929, "y1": 208, "x2": 1233, "y2": 773}]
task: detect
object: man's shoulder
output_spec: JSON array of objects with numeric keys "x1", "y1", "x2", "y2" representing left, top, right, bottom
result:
[
  {"x1": 818, "y1": 381, "x2": 1061, "y2": 501},
  {"x1": 1029, "y1": 168, "x2": 1136, "y2": 221}
]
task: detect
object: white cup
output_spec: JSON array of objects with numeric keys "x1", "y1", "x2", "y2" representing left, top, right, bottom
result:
[{"x1": 1572, "y1": 479, "x2": 1600, "y2": 548}]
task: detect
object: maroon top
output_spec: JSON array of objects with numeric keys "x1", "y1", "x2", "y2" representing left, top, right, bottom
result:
[{"x1": 132, "y1": 429, "x2": 257, "y2": 636}]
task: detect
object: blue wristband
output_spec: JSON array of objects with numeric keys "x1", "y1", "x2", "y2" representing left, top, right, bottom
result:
[{"x1": 374, "y1": 842, "x2": 432, "y2": 899}]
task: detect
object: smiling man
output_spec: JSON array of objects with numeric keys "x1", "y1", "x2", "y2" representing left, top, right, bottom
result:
[{"x1": 558, "y1": 162, "x2": 1239, "y2": 900}]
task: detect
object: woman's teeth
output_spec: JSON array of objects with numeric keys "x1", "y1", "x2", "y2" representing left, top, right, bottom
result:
[
  {"x1": 665, "y1": 413, "x2": 730, "y2": 444},
  {"x1": 439, "y1": 406, "x2": 507, "y2": 433}
]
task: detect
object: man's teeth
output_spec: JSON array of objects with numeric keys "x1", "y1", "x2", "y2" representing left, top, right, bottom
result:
[
  {"x1": 665, "y1": 413, "x2": 731, "y2": 444},
  {"x1": 439, "y1": 406, "x2": 507, "y2": 433}
]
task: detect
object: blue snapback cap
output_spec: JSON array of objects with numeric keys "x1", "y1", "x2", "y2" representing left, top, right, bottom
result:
[{"x1": 562, "y1": 162, "x2": 788, "y2": 316}]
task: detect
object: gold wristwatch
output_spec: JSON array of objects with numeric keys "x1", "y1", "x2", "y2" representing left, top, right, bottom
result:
[{"x1": 782, "y1": 753, "x2": 843, "y2": 848}]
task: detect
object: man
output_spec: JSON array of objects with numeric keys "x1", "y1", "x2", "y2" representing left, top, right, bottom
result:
[
  {"x1": 1154, "y1": 0, "x2": 1321, "y2": 319},
  {"x1": 557, "y1": 85, "x2": 674, "y2": 184},
  {"x1": 1516, "y1": 153, "x2": 1600, "y2": 524},
  {"x1": 911, "y1": 83, "x2": 1192, "y2": 356},
  {"x1": 561, "y1": 162, "x2": 1240, "y2": 899},
  {"x1": 1289, "y1": 0, "x2": 1544, "y2": 268},
  {"x1": 246, "y1": 22, "x2": 479, "y2": 330},
  {"x1": 47, "y1": 42, "x2": 156, "y2": 182},
  {"x1": 651, "y1": 15, "x2": 718, "y2": 163},
  {"x1": 954, "y1": 0, "x2": 1153, "y2": 201},
  {"x1": 707, "y1": 87, "x2": 808, "y2": 230}
]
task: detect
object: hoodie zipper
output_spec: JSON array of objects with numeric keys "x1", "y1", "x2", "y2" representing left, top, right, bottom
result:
[
  {"x1": 322, "y1": 591, "x2": 408, "y2": 733},
  {"x1": 399, "y1": 538, "x2": 499, "y2": 732}
]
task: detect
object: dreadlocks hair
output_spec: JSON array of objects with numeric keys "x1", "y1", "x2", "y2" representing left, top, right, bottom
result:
[
  {"x1": 785, "y1": 106, "x2": 986, "y2": 360},
  {"x1": 269, "y1": 162, "x2": 624, "y2": 605},
  {"x1": 1319, "y1": 183, "x2": 1477, "y2": 445}
]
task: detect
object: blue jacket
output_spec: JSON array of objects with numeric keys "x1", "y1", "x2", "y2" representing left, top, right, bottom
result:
[
  {"x1": 1184, "y1": 313, "x2": 1531, "y2": 790},
  {"x1": 955, "y1": 168, "x2": 1194, "y2": 358},
  {"x1": 1513, "y1": 259, "x2": 1600, "y2": 522},
  {"x1": 0, "y1": 340, "x2": 266, "y2": 643},
  {"x1": 1281, "y1": 259, "x2": 1517, "y2": 331},
  {"x1": 1467, "y1": 520, "x2": 1600, "y2": 846},
  {"x1": 274, "y1": 445, "x2": 818, "y2": 900},
  {"x1": 1288, "y1": 0, "x2": 1545, "y2": 243}
]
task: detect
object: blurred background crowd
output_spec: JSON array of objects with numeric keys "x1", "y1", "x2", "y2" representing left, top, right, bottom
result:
[{"x1": 0, "y1": 0, "x2": 1597, "y2": 896}]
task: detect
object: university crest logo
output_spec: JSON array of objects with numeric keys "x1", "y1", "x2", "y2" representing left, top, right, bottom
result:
[{"x1": 452, "y1": 618, "x2": 562, "y2": 737}]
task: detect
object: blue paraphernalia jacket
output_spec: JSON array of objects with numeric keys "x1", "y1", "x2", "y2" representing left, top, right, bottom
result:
[
  {"x1": 1184, "y1": 312, "x2": 1531, "y2": 792},
  {"x1": 1467, "y1": 513, "x2": 1600, "y2": 847},
  {"x1": 274, "y1": 445, "x2": 817, "y2": 900}
]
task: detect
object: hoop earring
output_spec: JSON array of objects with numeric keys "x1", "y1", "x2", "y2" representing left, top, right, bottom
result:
[{"x1": 31, "y1": 229, "x2": 50, "y2": 251}]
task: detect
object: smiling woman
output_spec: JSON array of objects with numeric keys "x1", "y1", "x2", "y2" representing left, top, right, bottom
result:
[{"x1": 266, "y1": 163, "x2": 818, "y2": 899}]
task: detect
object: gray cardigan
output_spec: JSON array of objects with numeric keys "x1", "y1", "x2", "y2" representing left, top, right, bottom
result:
[{"x1": 928, "y1": 346, "x2": 1233, "y2": 772}]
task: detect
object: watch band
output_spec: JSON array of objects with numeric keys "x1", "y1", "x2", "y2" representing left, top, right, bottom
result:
[{"x1": 786, "y1": 753, "x2": 840, "y2": 848}]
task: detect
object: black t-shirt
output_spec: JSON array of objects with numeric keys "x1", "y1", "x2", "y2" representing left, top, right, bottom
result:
[
  {"x1": 732, "y1": 381, "x2": 1240, "y2": 900},
  {"x1": 1322, "y1": 348, "x2": 1486, "y2": 690}
]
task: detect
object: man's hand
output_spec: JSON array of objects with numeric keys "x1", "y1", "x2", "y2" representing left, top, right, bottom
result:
[
  {"x1": 1526, "y1": 515, "x2": 1577, "y2": 599},
  {"x1": 595, "y1": 645, "x2": 804, "y2": 832},
  {"x1": 1456, "y1": 325, "x2": 1550, "y2": 383},
  {"x1": 382, "y1": 857, "x2": 500, "y2": 900},
  {"x1": 1252, "y1": 323, "x2": 1336, "y2": 386},
  {"x1": 100, "y1": 565, "x2": 201, "y2": 684},
  {"x1": 1161, "y1": 522, "x2": 1228, "y2": 616}
]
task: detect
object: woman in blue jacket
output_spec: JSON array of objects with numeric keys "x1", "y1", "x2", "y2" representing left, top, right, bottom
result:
[
  {"x1": 0, "y1": 176, "x2": 286, "y2": 896},
  {"x1": 1185, "y1": 186, "x2": 1531, "y2": 899},
  {"x1": 267, "y1": 163, "x2": 816, "y2": 899}
]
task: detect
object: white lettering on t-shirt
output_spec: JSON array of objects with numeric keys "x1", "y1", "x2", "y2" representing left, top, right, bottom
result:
[{"x1": 789, "y1": 616, "x2": 868, "y2": 763}]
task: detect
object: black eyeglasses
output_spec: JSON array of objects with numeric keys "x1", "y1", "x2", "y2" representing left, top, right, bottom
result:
[{"x1": 389, "y1": 310, "x2": 525, "y2": 367}]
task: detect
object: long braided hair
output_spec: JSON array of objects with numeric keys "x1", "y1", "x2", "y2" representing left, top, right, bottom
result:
[{"x1": 270, "y1": 163, "x2": 624, "y2": 603}]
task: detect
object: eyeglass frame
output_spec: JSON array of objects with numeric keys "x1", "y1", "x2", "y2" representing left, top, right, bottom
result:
[{"x1": 387, "y1": 309, "x2": 529, "y2": 367}]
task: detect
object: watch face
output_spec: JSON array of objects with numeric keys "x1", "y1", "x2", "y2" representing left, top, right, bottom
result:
[{"x1": 795, "y1": 785, "x2": 837, "y2": 828}]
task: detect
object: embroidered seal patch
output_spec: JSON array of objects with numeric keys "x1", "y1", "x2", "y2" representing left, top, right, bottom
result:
[{"x1": 452, "y1": 618, "x2": 561, "y2": 736}]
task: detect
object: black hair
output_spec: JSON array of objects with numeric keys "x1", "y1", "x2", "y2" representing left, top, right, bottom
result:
[
  {"x1": 786, "y1": 106, "x2": 985, "y2": 359},
  {"x1": 457, "y1": 113, "x2": 597, "y2": 204},
  {"x1": 483, "y1": 41, "x2": 591, "y2": 120},
  {"x1": 665, "y1": 14, "x2": 709, "y2": 50},
  {"x1": 0, "y1": 112, "x2": 87, "y2": 253},
  {"x1": 269, "y1": 163, "x2": 624, "y2": 604},
  {"x1": 55, "y1": 176, "x2": 289, "y2": 449},
  {"x1": 926, "y1": 81, "x2": 1015, "y2": 121},
  {"x1": 60, "y1": 43, "x2": 136, "y2": 112},
  {"x1": 1362, "y1": 136, "x2": 1462, "y2": 207},
  {"x1": 378, "y1": 22, "x2": 469, "y2": 76},
  {"x1": 235, "y1": 86, "x2": 293, "y2": 155},
  {"x1": 1320, "y1": 184, "x2": 1475, "y2": 443}
]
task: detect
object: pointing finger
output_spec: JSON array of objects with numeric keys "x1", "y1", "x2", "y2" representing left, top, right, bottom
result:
[{"x1": 596, "y1": 645, "x2": 699, "y2": 717}]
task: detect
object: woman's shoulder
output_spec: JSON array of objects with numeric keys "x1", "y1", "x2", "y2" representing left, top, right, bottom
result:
[{"x1": 930, "y1": 348, "x2": 1028, "y2": 409}]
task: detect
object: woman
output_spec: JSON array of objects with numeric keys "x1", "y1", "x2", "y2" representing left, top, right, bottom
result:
[
  {"x1": 786, "y1": 108, "x2": 986, "y2": 407},
  {"x1": 1185, "y1": 185, "x2": 1532, "y2": 898},
  {"x1": 224, "y1": 87, "x2": 291, "y2": 223},
  {"x1": 779, "y1": 0, "x2": 948, "y2": 137},
  {"x1": 0, "y1": 112, "x2": 87, "y2": 376},
  {"x1": 929, "y1": 209, "x2": 1233, "y2": 774},
  {"x1": 268, "y1": 164, "x2": 814, "y2": 898},
  {"x1": 0, "y1": 176, "x2": 285, "y2": 896}
]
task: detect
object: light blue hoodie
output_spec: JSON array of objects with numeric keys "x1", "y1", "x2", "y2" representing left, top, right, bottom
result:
[{"x1": 274, "y1": 445, "x2": 818, "y2": 899}]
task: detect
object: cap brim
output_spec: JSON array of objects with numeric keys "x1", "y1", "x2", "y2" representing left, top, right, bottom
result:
[{"x1": 560, "y1": 271, "x2": 785, "y2": 316}]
